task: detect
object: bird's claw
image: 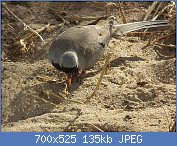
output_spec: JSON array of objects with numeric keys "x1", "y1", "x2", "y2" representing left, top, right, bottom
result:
[{"x1": 66, "y1": 70, "x2": 86, "y2": 85}]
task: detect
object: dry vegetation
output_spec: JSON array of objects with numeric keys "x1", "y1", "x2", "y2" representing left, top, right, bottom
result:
[{"x1": 1, "y1": 2, "x2": 176, "y2": 132}]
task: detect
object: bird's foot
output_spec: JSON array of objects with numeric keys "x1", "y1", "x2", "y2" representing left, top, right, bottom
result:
[
  {"x1": 71, "y1": 70, "x2": 86, "y2": 84},
  {"x1": 75, "y1": 70, "x2": 86, "y2": 84},
  {"x1": 66, "y1": 73, "x2": 73, "y2": 86},
  {"x1": 66, "y1": 70, "x2": 86, "y2": 86}
]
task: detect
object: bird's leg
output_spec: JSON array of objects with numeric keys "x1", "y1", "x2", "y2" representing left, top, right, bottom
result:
[
  {"x1": 74, "y1": 70, "x2": 86, "y2": 84},
  {"x1": 79, "y1": 70, "x2": 86, "y2": 79},
  {"x1": 66, "y1": 73, "x2": 73, "y2": 86},
  {"x1": 66, "y1": 70, "x2": 86, "y2": 85}
]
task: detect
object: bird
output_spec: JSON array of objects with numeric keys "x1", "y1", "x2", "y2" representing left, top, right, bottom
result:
[{"x1": 48, "y1": 16, "x2": 169, "y2": 86}]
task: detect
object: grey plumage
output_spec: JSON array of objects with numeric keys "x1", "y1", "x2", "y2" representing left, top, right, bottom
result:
[
  {"x1": 48, "y1": 25, "x2": 111, "y2": 70},
  {"x1": 48, "y1": 17, "x2": 169, "y2": 83},
  {"x1": 112, "y1": 20, "x2": 169, "y2": 36}
]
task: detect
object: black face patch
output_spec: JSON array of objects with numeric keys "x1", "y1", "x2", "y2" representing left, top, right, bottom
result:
[
  {"x1": 52, "y1": 60, "x2": 78, "y2": 73},
  {"x1": 60, "y1": 66, "x2": 79, "y2": 73},
  {"x1": 52, "y1": 60, "x2": 61, "y2": 70}
]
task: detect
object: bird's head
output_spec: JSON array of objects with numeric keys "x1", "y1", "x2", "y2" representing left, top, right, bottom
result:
[
  {"x1": 59, "y1": 51, "x2": 79, "y2": 72},
  {"x1": 59, "y1": 51, "x2": 79, "y2": 85}
]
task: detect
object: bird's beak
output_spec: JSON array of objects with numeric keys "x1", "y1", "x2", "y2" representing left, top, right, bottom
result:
[{"x1": 66, "y1": 73, "x2": 72, "y2": 86}]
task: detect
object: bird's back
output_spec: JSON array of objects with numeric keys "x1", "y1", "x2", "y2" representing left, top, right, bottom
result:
[{"x1": 48, "y1": 25, "x2": 111, "y2": 70}]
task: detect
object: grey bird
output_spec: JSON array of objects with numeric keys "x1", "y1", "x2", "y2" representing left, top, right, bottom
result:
[{"x1": 48, "y1": 17, "x2": 169, "y2": 85}]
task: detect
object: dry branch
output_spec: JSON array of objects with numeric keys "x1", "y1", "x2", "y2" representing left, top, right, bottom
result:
[
  {"x1": 2, "y1": 3, "x2": 45, "y2": 43},
  {"x1": 66, "y1": 16, "x2": 109, "y2": 24},
  {"x1": 117, "y1": 2, "x2": 127, "y2": 23},
  {"x1": 36, "y1": 75, "x2": 57, "y2": 83},
  {"x1": 90, "y1": 123, "x2": 104, "y2": 132},
  {"x1": 170, "y1": 121, "x2": 176, "y2": 132},
  {"x1": 154, "y1": 43, "x2": 176, "y2": 49},
  {"x1": 152, "y1": 4, "x2": 168, "y2": 21},
  {"x1": 16, "y1": 23, "x2": 50, "y2": 55},
  {"x1": 143, "y1": 1, "x2": 158, "y2": 21},
  {"x1": 84, "y1": 52, "x2": 112, "y2": 104},
  {"x1": 150, "y1": 32, "x2": 175, "y2": 45},
  {"x1": 48, "y1": 91, "x2": 84, "y2": 104},
  {"x1": 87, "y1": 16, "x2": 109, "y2": 25},
  {"x1": 48, "y1": 7, "x2": 70, "y2": 25},
  {"x1": 152, "y1": 2, "x2": 163, "y2": 18}
]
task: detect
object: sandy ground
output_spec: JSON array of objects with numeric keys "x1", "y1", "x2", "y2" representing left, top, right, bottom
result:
[{"x1": 1, "y1": 2, "x2": 176, "y2": 132}]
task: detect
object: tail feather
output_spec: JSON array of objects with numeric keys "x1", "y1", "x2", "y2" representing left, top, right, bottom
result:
[{"x1": 112, "y1": 20, "x2": 169, "y2": 36}]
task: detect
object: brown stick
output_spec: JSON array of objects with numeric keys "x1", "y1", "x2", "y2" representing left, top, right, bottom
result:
[
  {"x1": 48, "y1": 91, "x2": 84, "y2": 104},
  {"x1": 170, "y1": 121, "x2": 176, "y2": 132},
  {"x1": 2, "y1": 3, "x2": 45, "y2": 43},
  {"x1": 154, "y1": 43, "x2": 176, "y2": 49},
  {"x1": 117, "y1": 2, "x2": 127, "y2": 23},
  {"x1": 150, "y1": 32, "x2": 175, "y2": 45},
  {"x1": 90, "y1": 123, "x2": 104, "y2": 132},
  {"x1": 84, "y1": 52, "x2": 112, "y2": 104},
  {"x1": 143, "y1": 1, "x2": 158, "y2": 21}
]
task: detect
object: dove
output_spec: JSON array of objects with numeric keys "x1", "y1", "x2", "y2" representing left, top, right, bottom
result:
[{"x1": 48, "y1": 17, "x2": 169, "y2": 85}]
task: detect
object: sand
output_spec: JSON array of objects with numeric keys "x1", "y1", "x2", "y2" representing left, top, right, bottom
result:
[{"x1": 2, "y1": 2, "x2": 176, "y2": 132}]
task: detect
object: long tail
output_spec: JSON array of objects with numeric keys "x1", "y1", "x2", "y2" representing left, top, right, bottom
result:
[{"x1": 112, "y1": 20, "x2": 169, "y2": 36}]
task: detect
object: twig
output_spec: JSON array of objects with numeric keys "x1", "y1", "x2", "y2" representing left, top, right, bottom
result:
[
  {"x1": 150, "y1": 32, "x2": 175, "y2": 45},
  {"x1": 84, "y1": 52, "x2": 112, "y2": 104},
  {"x1": 143, "y1": 1, "x2": 158, "y2": 21},
  {"x1": 67, "y1": 16, "x2": 109, "y2": 23},
  {"x1": 35, "y1": 23, "x2": 50, "y2": 32},
  {"x1": 22, "y1": 23, "x2": 50, "y2": 42},
  {"x1": 117, "y1": 2, "x2": 127, "y2": 23},
  {"x1": 90, "y1": 123, "x2": 104, "y2": 132},
  {"x1": 2, "y1": 3, "x2": 45, "y2": 43},
  {"x1": 147, "y1": 33, "x2": 154, "y2": 46},
  {"x1": 152, "y1": 2, "x2": 163, "y2": 19},
  {"x1": 169, "y1": 121, "x2": 176, "y2": 132},
  {"x1": 152, "y1": 4, "x2": 168, "y2": 21},
  {"x1": 157, "y1": 99, "x2": 171, "y2": 131},
  {"x1": 87, "y1": 16, "x2": 109, "y2": 25},
  {"x1": 162, "y1": 106, "x2": 170, "y2": 131},
  {"x1": 36, "y1": 75, "x2": 57, "y2": 82},
  {"x1": 33, "y1": 94, "x2": 56, "y2": 106},
  {"x1": 143, "y1": 3, "x2": 168, "y2": 35},
  {"x1": 129, "y1": 31, "x2": 165, "y2": 34},
  {"x1": 48, "y1": 7, "x2": 70, "y2": 25},
  {"x1": 48, "y1": 91, "x2": 84, "y2": 104},
  {"x1": 154, "y1": 47, "x2": 176, "y2": 59},
  {"x1": 154, "y1": 43, "x2": 176, "y2": 49}
]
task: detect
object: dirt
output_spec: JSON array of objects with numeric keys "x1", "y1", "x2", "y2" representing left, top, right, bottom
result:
[{"x1": 1, "y1": 2, "x2": 176, "y2": 132}]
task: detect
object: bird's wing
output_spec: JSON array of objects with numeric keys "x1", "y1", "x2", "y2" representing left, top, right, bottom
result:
[
  {"x1": 112, "y1": 20, "x2": 169, "y2": 36},
  {"x1": 68, "y1": 25, "x2": 111, "y2": 69}
]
